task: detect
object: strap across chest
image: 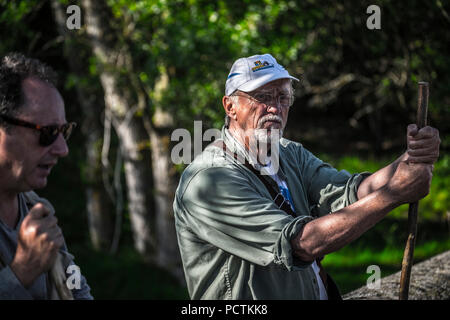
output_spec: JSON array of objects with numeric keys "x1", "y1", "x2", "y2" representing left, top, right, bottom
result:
[{"x1": 213, "y1": 139, "x2": 297, "y2": 218}]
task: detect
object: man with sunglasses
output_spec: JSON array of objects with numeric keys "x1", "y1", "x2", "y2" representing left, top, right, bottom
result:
[
  {"x1": 173, "y1": 54, "x2": 440, "y2": 299},
  {"x1": 0, "y1": 53, "x2": 92, "y2": 299}
]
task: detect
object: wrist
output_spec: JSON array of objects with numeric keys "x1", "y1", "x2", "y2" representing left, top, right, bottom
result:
[
  {"x1": 9, "y1": 256, "x2": 37, "y2": 288},
  {"x1": 379, "y1": 184, "x2": 403, "y2": 208}
]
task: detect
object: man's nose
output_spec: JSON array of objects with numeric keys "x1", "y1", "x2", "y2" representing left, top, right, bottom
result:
[
  {"x1": 50, "y1": 133, "x2": 69, "y2": 157},
  {"x1": 266, "y1": 100, "x2": 282, "y2": 114}
]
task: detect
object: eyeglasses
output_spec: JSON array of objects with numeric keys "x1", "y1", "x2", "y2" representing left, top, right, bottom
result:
[
  {"x1": 232, "y1": 91, "x2": 294, "y2": 108},
  {"x1": 0, "y1": 114, "x2": 76, "y2": 146}
]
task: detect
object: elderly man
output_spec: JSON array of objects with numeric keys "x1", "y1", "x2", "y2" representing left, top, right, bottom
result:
[
  {"x1": 0, "y1": 53, "x2": 92, "y2": 299},
  {"x1": 173, "y1": 54, "x2": 440, "y2": 299}
]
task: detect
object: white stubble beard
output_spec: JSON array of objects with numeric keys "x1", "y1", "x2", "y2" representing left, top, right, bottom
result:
[{"x1": 252, "y1": 118, "x2": 283, "y2": 167}]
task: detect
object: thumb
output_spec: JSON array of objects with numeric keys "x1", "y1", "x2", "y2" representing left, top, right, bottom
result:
[
  {"x1": 27, "y1": 202, "x2": 51, "y2": 219},
  {"x1": 407, "y1": 124, "x2": 418, "y2": 137}
]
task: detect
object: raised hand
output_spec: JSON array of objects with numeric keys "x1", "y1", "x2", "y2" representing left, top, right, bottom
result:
[
  {"x1": 406, "y1": 124, "x2": 440, "y2": 164},
  {"x1": 10, "y1": 203, "x2": 64, "y2": 288}
]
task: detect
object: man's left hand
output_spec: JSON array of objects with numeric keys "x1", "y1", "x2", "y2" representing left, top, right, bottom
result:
[{"x1": 406, "y1": 124, "x2": 440, "y2": 164}]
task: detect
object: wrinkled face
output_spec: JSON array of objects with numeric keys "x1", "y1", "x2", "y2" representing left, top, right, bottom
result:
[
  {"x1": 228, "y1": 78, "x2": 292, "y2": 146},
  {"x1": 0, "y1": 77, "x2": 69, "y2": 193}
]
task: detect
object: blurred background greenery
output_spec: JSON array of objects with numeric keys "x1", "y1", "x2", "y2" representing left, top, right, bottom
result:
[{"x1": 0, "y1": 0, "x2": 448, "y2": 298}]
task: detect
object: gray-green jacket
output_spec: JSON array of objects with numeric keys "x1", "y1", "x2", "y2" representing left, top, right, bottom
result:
[{"x1": 173, "y1": 127, "x2": 369, "y2": 299}]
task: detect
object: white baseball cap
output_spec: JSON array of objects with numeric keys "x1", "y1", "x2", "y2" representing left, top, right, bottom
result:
[{"x1": 225, "y1": 53, "x2": 299, "y2": 96}]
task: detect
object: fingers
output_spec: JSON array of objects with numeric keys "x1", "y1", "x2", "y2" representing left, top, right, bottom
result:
[
  {"x1": 407, "y1": 143, "x2": 435, "y2": 155},
  {"x1": 20, "y1": 203, "x2": 62, "y2": 246},
  {"x1": 408, "y1": 125, "x2": 440, "y2": 141},
  {"x1": 407, "y1": 125, "x2": 440, "y2": 164},
  {"x1": 22, "y1": 203, "x2": 58, "y2": 232},
  {"x1": 407, "y1": 151, "x2": 439, "y2": 164},
  {"x1": 408, "y1": 136, "x2": 437, "y2": 149},
  {"x1": 407, "y1": 157, "x2": 436, "y2": 164},
  {"x1": 407, "y1": 144, "x2": 439, "y2": 163},
  {"x1": 27, "y1": 203, "x2": 51, "y2": 219},
  {"x1": 407, "y1": 124, "x2": 418, "y2": 137},
  {"x1": 45, "y1": 224, "x2": 63, "y2": 241}
]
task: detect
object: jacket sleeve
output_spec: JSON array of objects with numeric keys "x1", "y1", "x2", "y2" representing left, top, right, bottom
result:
[
  {"x1": 176, "y1": 166, "x2": 314, "y2": 270},
  {"x1": 0, "y1": 265, "x2": 34, "y2": 299},
  {"x1": 299, "y1": 148, "x2": 371, "y2": 217},
  {"x1": 55, "y1": 247, "x2": 93, "y2": 300}
]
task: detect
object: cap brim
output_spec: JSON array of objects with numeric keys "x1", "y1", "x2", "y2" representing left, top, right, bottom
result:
[{"x1": 238, "y1": 73, "x2": 299, "y2": 93}]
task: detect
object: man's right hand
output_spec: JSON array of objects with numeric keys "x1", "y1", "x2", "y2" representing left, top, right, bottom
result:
[
  {"x1": 9, "y1": 203, "x2": 64, "y2": 288},
  {"x1": 386, "y1": 161, "x2": 432, "y2": 205}
]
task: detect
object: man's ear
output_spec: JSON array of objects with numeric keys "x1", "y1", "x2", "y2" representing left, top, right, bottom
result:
[{"x1": 222, "y1": 96, "x2": 236, "y2": 120}]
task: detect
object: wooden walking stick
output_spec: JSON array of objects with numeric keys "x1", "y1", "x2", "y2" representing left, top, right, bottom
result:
[
  {"x1": 50, "y1": 252, "x2": 74, "y2": 300},
  {"x1": 399, "y1": 81, "x2": 429, "y2": 300}
]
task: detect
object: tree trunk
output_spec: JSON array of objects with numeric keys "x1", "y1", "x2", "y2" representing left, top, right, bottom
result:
[
  {"x1": 115, "y1": 118, "x2": 156, "y2": 256},
  {"x1": 51, "y1": 0, "x2": 114, "y2": 250},
  {"x1": 149, "y1": 127, "x2": 183, "y2": 280},
  {"x1": 82, "y1": 0, "x2": 183, "y2": 280},
  {"x1": 144, "y1": 68, "x2": 183, "y2": 280},
  {"x1": 82, "y1": 0, "x2": 156, "y2": 257}
]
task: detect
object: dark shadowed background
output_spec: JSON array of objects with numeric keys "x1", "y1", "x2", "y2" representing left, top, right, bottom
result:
[{"x1": 0, "y1": 0, "x2": 448, "y2": 298}]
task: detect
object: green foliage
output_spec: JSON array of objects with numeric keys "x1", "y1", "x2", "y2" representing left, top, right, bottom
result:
[
  {"x1": 321, "y1": 154, "x2": 450, "y2": 221},
  {"x1": 322, "y1": 214, "x2": 450, "y2": 294},
  {"x1": 0, "y1": 0, "x2": 41, "y2": 55},
  {"x1": 0, "y1": 0, "x2": 36, "y2": 23},
  {"x1": 418, "y1": 155, "x2": 450, "y2": 220},
  {"x1": 1, "y1": 0, "x2": 449, "y2": 298},
  {"x1": 323, "y1": 239, "x2": 450, "y2": 269}
]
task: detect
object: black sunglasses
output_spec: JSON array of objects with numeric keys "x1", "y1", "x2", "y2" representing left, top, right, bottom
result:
[{"x1": 0, "y1": 114, "x2": 76, "y2": 146}]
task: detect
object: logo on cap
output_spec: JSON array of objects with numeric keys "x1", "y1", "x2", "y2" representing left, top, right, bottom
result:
[{"x1": 251, "y1": 60, "x2": 274, "y2": 72}]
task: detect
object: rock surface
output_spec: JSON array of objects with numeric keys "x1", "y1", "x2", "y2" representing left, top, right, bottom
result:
[{"x1": 343, "y1": 250, "x2": 450, "y2": 300}]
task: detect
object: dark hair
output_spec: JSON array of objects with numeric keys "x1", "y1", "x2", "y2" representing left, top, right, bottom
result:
[{"x1": 0, "y1": 53, "x2": 57, "y2": 129}]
